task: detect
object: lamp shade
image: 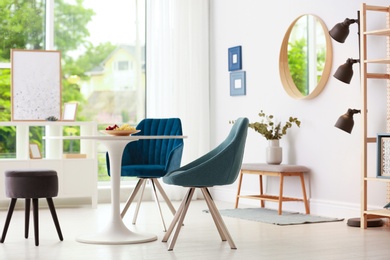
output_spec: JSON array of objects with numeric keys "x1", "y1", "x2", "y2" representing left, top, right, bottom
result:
[
  {"x1": 335, "y1": 109, "x2": 361, "y2": 133},
  {"x1": 329, "y1": 18, "x2": 358, "y2": 43},
  {"x1": 333, "y1": 58, "x2": 359, "y2": 84}
]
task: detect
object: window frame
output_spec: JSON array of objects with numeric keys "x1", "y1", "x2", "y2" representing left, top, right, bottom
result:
[{"x1": 1, "y1": 0, "x2": 145, "y2": 187}]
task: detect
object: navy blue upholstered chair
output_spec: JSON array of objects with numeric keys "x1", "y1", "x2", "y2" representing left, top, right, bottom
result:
[
  {"x1": 106, "y1": 118, "x2": 184, "y2": 231},
  {"x1": 162, "y1": 117, "x2": 248, "y2": 250}
]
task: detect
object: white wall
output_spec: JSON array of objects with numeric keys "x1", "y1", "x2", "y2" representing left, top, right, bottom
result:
[{"x1": 209, "y1": 0, "x2": 390, "y2": 218}]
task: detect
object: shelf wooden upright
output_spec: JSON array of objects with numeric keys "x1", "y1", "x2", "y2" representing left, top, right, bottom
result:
[{"x1": 360, "y1": 3, "x2": 390, "y2": 228}]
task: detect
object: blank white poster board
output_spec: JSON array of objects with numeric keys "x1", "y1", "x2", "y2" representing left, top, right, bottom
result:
[{"x1": 11, "y1": 49, "x2": 61, "y2": 121}]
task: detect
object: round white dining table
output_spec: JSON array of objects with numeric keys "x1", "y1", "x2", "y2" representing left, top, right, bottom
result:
[{"x1": 44, "y1": 134, "x2": 186, "y2": 245}]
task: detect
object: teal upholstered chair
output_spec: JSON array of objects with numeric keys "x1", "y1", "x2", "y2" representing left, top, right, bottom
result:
[
  {"x1": 162, "y1": 117, "x2": 249, "y2": 250},
  {"x1": 106, "y1": 118, "x2": 184, "y2": 231}
]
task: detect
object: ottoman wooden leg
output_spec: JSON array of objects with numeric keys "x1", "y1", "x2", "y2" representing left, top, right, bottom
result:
[
  {"x1": 47, "y1": 198, "x2": 63, "y2": 241},
  {"x1": 32, "y1": 198, "x2": 39, "y2": 246},
  {"x1": 0, "y1": 198, "x2": 17, "y2": 243},
  {"x1": 25, "y1": 198, "x2": 31, "y2": 239}
]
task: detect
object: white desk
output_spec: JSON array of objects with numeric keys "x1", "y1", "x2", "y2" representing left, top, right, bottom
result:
[{"x1": 44, "y1": 134, "x2": 186, "y2": 245}]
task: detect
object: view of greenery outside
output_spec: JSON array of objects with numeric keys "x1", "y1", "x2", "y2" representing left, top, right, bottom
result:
[
  {"x1": 287, "y1": 15, "x2": 326, "y2": 96},
  {"x1": 316, "y1": 48, "x2": 326, "y2": 82},
  {"x1": 0, "y1": 0, "x2": 145, "y2": 182},
  {"x1": 287, "y1": 38, "x2": 325, "y2": 96},
  {"x1": 288, "y1": 38, "x2": 308, "y2": 95}
]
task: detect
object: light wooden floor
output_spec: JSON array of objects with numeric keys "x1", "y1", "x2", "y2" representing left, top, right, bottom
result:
[{"x1": 1, "y1": 199, "x2": 390, "y2": 260}]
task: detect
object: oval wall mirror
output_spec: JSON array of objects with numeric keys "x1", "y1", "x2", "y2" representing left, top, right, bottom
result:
[{"x1": 279, "y1": 14, "x2": 333, "y2": 99}]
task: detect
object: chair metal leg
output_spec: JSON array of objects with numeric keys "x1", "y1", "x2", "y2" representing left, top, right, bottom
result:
[
  {"x1": 46, "y1": 198, "x2": 63, "y2": 241},
  {"x1": 132, "y1": 179, "x2": 147, "y2": 225},
  {"x1": 151, "y1": 179, "x2": 167, "y2": 231},
  {"x1": 122, "y1": 178, "x2": 178, "y2": 231},
  {"x1": 163, "y1": 188, "x2": 195, "y2": 251},
  {"x1": 25, "y1": 198, "x2": 31, "y2": 239},
  {"x1": 32, "y1": 198, "x2": 39, "y2": 246},
  {"x1": 200, "y1": 188, "x2": 226, "y2": 241},
  {"x1": 153, "y1": 178, "x2": 176, "y2": 215},
  {"x1": 0, "y1": 198, "x2": 17, "y2": 243},
  {"x1": 202, "y1": 188, "x2": 237, "y2": 249},
  {"x1": 162, "y1": 188, "x2": 191, "y2": 243},
  {"x1": 121, "y1": 178, "x2": 144, "y2": 218}
]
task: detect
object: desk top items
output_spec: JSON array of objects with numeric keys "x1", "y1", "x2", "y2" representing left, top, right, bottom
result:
[
  {"x1": 46, "y1": 116, "x2": 59, "y2": 121},
  {"x1": 104, "y1": 124, "x2": 136, "y2": 131},
  {"x1": 101, "y1": 124, "x2": 139, "y2": 136}
]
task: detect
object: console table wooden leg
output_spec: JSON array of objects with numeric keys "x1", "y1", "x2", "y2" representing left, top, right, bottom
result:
[
  {"x1": 299, "y1": 173, "x2": 310, "y2": 214},
  {"x1": 234, "y1": 170, "x2": 243, "y2": 208},
  {"x1": 259, "y1": 175, "x2": 265, "y2": 208},
  {"x1": 278, "y1": 175, "x2": 284, "y2": 215}
]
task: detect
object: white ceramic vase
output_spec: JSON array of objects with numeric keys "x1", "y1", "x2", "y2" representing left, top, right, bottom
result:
[{"x1": 266, "y1": 139, "x2": 282, "y2": 165}]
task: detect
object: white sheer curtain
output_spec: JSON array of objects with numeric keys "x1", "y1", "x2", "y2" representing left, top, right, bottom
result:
[{"x1": 146, "y1": 0, "x2": 210, "y2": 200}]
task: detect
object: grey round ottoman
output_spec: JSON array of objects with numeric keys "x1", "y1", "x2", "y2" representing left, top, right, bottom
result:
[{"x1": 0, "y1": 169, "x2": 63, "y2": 246}]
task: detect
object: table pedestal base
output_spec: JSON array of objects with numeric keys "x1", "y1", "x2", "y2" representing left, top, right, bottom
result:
[{"x1": 76, "y1": 221, "x2": 157, "y2": 245}]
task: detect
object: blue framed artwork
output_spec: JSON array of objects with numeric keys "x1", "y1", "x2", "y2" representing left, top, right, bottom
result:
[
  {"x1": 230, "y1": 71, "x2": 246, "y2": 96},
  {"x1": 377, "y1": 134, "x2": 390, "y2": 178},
  {"x1": 228, "y1": 46, "x2": 242, "y2": 71}
]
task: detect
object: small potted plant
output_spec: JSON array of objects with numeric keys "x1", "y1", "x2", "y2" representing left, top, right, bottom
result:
[{"x1": 249, "y1": 110, "x2": 300, "y2": 164}]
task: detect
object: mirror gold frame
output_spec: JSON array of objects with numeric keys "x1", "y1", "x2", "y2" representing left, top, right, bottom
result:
[{"x1": 279, "y1": 14, "x2": 333, "y2": 100}]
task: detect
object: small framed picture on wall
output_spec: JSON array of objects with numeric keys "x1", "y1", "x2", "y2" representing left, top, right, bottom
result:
[
  {"x1": 230, "y1": 71, "x2": 246, "y2": 96},
  {"x1": 228, "y1": 46, "x2": 242, "y2": 71}
]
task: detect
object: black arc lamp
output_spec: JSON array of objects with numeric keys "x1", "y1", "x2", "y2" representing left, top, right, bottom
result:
[
  {"x1": 329, "y1": 18, "x2": 359, "y2": 43},
  {"x1": 331, "y1": 13, "x2": 384, "y2": 228},
  {"x1": 334, "y1": 109, "x2": 361, "y2": 134},
  {"x1": 333, "y1": 58, "x2": 360, "y2": 84}
]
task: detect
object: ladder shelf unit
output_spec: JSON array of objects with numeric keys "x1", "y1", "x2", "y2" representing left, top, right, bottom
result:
[{"x1": 360, "y1": 3, "x2": 390, "y2": 228}]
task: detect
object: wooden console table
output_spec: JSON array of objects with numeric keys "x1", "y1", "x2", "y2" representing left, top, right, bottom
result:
[{"x1": 235, "y1": 163, "x2": 310, "y2": 215}]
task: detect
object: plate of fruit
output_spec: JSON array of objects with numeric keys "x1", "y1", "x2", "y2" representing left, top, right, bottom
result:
[{"x1": 100, "y1": 124, "x2": 141, "y2": 136}]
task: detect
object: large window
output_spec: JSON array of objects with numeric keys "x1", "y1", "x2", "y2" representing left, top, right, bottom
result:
[{"x1": 0, "y1": 0, "x2": 146, "y2": 182}]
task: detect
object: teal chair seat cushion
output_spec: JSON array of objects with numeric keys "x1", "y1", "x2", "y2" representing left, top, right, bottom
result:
[{"x1": 121, "y1": 164, "x2": 166, "y2": 178}]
